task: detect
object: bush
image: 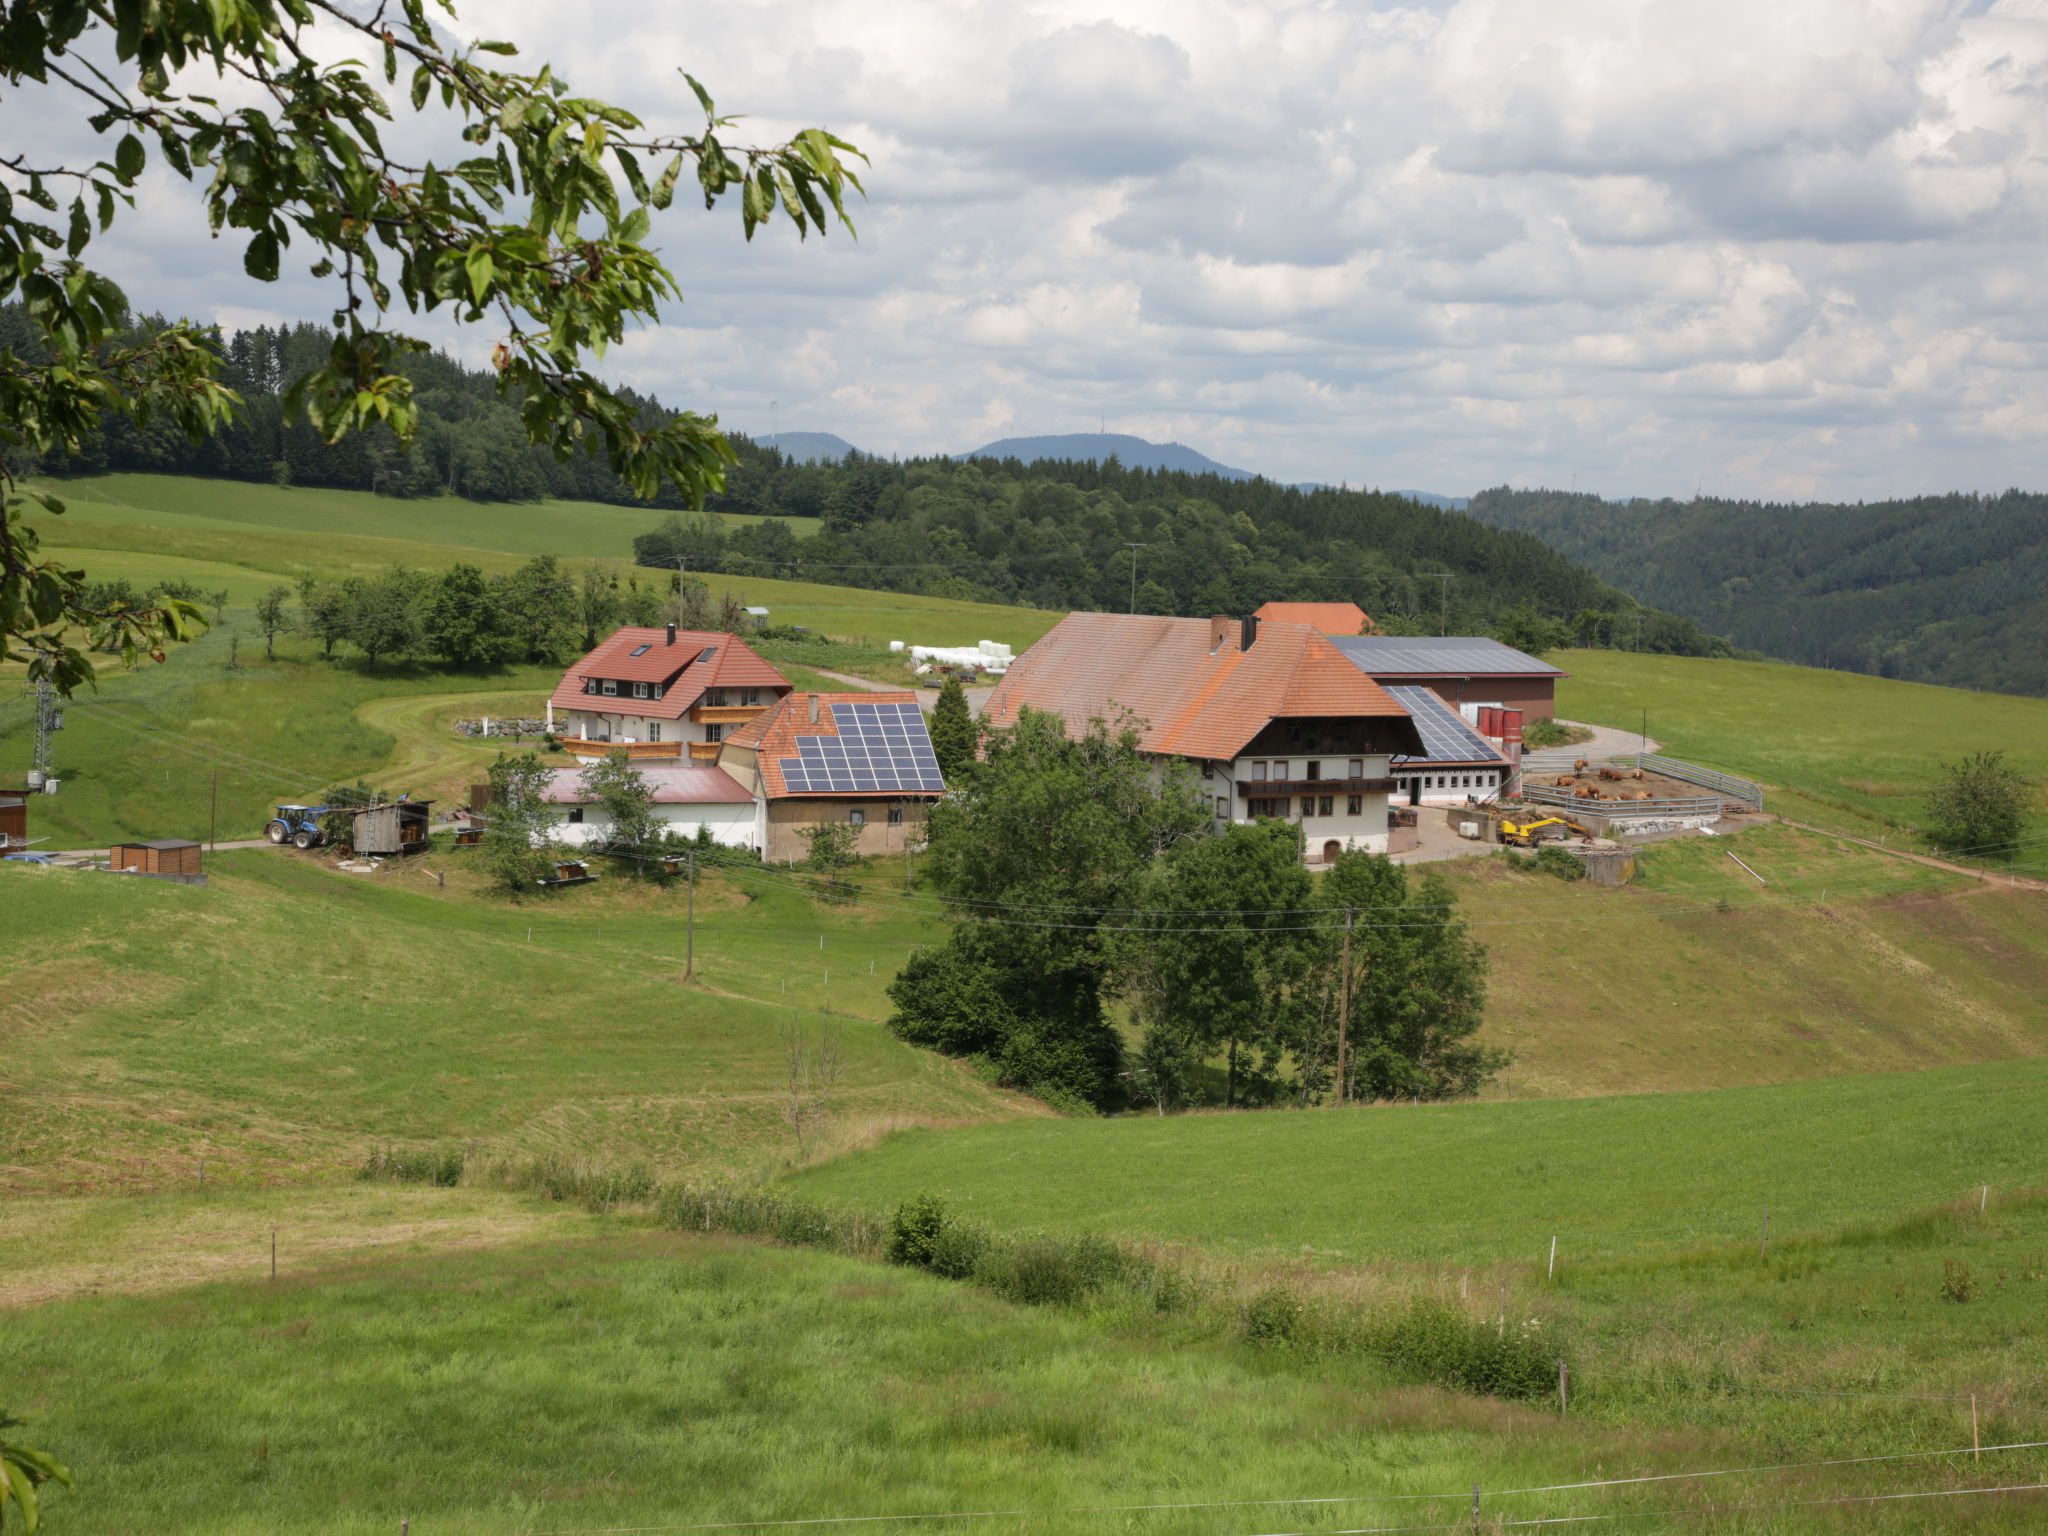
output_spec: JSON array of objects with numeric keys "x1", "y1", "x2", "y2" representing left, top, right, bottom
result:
[
  {"x1": 886, "y1": 1195, "x2": 951, "y2": 1268},
  {"x1": 1362, "y1": 1297, "x2": 1557, "y2": 1400},
  {"x1": 357, "y1": 1146, "x2": 465, "y2": 1186},
  {"x1": 980, "y1": 1232, "x2": 1147, "y2": 1308},
  {"x1": 1533, "y1": 845, "x2": 1586, "y2": 881},
  {"x1": 1242, "y1": 1286, "x2": 1306, "y2": 1345}
]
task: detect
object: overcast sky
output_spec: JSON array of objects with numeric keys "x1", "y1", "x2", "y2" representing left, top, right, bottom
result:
[{"x1": 25, "y1": 0, "x2": 2048, "y2": 499}]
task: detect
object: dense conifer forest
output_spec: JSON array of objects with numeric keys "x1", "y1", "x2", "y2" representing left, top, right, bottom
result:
[{"x1": 1467, "y1": 486, "x2": 2048, "y2": 696}]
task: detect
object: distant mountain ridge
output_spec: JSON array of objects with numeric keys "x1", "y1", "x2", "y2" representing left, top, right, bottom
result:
[
  {"x1": 754, "y1": 431, "x2": 861, "y2": 464},
  {"x1": 962, "y1": 432, "x2": 1258, "y2": 480},
  {"x1": 760, "y1": 426, "x2": 1469, "y2": 509}
]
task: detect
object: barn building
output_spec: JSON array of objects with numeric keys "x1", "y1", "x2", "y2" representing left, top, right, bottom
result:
[
  {"x1": 716, "y1": 692, "x2": 946, "y2": 864},
  {"x1": 538, "y1": 765, "x2": 757, "y2": 851},
  {"x1": 546, "y1": 625, "x2": 792, "y2": 761},
  {"x1": 984, "y1": 612, "x2": 1423, "y2": 862},
  {"x1": 1329, "y1": 636, "x2": 1565, "y2": 720},
  {"x1": 1384, "y1": 686, "x2": 1511, "y2": 806}
]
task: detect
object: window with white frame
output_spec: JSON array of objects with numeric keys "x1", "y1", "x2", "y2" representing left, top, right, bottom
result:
[
  {"x1": 633, "y1": 681, "x2": 649, "y2": 699},
  {"x1": 600, "y1": 679, "x2": 617, "y2": 696},
  {"x1": 649, "y1": 723, "x2": 662, "y2": 742},
  {"x1": 848, "y1": 807, "x2": 866, "y2": 826}
]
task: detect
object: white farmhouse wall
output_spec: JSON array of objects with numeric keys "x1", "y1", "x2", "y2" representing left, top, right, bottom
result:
[{"x1": 554, "y1": 800, "x2": 756, "y2": 850}]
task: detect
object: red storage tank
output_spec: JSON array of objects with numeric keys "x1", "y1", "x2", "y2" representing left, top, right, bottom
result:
[
  {"x1": 1480, "y1": 706, "x2": 1501, "y2": 738},
  {"x1": 1501, "y1": 708, "x2": 1523, "y2": 744}
]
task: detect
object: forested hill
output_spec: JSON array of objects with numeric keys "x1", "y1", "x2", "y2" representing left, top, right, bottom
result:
[
  {"x1": 5, "y1": 305, "x2": 1723, "y2": 654},
  {"x1": 1466, "y1": 487, "x2": 2048, "y2": 696},
  {"x1": 636, "y1": 454, "x2": 1727, "y2": 653}
]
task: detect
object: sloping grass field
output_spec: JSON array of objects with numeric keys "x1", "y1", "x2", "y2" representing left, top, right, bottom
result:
[
  {"x1": 0, "y1": 849, "x2": 1011, "y2": 1197},
  {"x1": 1556, "y1": 649, "x2": 2048, "y2": 848}
]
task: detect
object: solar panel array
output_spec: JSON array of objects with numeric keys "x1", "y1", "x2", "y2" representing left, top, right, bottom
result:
[
  {"x1": 776, "y1": 700, "x2": 947, "y2": 794},
  {"x1": 1331, "y1": 635, "x2": 1558, "y2": 674},
  {"x1": 1385, "y1": 686, "x2": 1501, "y2": 766}
]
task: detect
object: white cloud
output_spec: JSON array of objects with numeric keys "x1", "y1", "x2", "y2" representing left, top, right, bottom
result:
[{"x1": 7, "y1": 0, "x2": 2048, "y2": 498}]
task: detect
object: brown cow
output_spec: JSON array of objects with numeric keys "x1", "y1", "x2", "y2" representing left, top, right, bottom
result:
[
  {"x1": 1628, "y1": 767, "x2": 1645, "y2": 780},
  {"x1": 1574, "y1": 758, "x2": 1589, "y2": 773},
  {"x1": 1598, "y1": 767, "x2": 1624, "y2": 782},
  {"x1": 1554, "y1": 775, "x2": 1576, "y2": 787}
]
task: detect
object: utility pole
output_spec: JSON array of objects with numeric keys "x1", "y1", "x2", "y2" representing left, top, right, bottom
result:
[
  {"x1": 27, "y1": 670, "x2": 60, "y2": 791},
  {"x1": 1422, "y1": 573, "x2": 1454, "y2": 636},
  {"x1": 684, "y1": 851, "x2": 696, "y2": 983},
  {"x1": 1122, "y1": 542, "x2": 1149, "y2": 614},
  {"x1": 1336, "y1": 907, "x2": 1354, "y2": 1105}
]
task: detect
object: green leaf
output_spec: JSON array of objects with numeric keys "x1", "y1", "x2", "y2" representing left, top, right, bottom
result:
[
  {"x1": 115, "y1": 132, "x2": 145, "y2": 183},
  {"x1": 464, "y1": 246, "x2": 495, "y2": 305},
  {"x1": 619, "y1": 206, "x2": 650, "y2": 245},
  {"x1": 682, "y1": 72, "x2": 715, "y2": 116},
  {"x1": 65, "y1": 197, "x2": 89, "y2": 256},
  {"x1": 243, "y1": 229, "x2": 280, "y2": 281}
]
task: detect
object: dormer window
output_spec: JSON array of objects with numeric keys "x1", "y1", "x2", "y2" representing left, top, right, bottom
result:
[
  {"x1": 652, "y1": 685, "x2": 663, "y2": 700},
  {"x1": 601, "y1": 679, "x2": 618, "y2": 696},
  {"x1": 633, "y1": 682, "x2": 649, "y2": 699},
  {"x1": 583, "y1": 677, "x2": 598, "y2": 695}
]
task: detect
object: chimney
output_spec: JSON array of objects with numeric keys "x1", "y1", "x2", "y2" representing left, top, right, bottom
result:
[
  {"x1": 1208, "y1": 615, "x2": 1233, "y2": 653},
  {"x1": 807, "y1": 694, "x2": 819, "y2": 724},
  {"x1": 666, "y1": 623, "x2": 677, "y2": 646},
  {"x1": 1240, "y1": 614, "x2": 1260, "y2": 651}
]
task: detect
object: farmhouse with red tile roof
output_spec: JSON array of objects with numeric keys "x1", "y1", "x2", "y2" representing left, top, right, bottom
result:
[
  {"x1": 546, "y1": 625, "x2": 791, "y2": 763},
  {"x1": 983, "y1": 612, "x2": 1424, "y2": 861}
]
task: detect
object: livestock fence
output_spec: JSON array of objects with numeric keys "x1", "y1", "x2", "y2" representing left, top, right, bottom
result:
[
  {"x1": 1634, "y1": 752, "x2": 1766, "y2": 809},
  {"x1": 1521, "y1": 784, "x2": 1725, "y2": 819}
]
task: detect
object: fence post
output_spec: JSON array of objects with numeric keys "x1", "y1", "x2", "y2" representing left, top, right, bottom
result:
[
  {"x1": 1471, "y1": 1484, "x2": 1481, "y2": 1532},
  {"x1": 1547, "y1": 1235, "x2": 1557, "y2": 1279},
  {"x1": 1980, "y1": 1184, "x2": 1989, "y2": 1216},
  {"x1": 1759, "y1": 1206, "x2": 1769, "y2": 1261},
  {"x1": 1558, "y1": 1358, "x2": 1568, "y2": 1416}
]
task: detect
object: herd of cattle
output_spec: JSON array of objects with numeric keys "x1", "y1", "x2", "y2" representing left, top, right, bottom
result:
[{"x1": 1551, "y1": 760, "x2": 1660, "y2": 802}]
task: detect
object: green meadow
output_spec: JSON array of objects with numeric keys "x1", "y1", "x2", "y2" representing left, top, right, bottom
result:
[
  {"x1": 0, "y1": 849, "x2": 999, "y2": 1197},
  {"x1": 1556, "y1": 649, "x2": 2048, "y2": 848}
]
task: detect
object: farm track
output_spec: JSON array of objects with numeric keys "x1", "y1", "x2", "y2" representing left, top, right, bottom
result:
[{"x1": 353, "y1": 685, "x2": 558, "y2": 806}]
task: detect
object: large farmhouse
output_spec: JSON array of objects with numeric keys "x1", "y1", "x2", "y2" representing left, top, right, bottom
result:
[
  {"x1": 984, "y1": 613, "x2": 1424, "y2": 861},
  {"x1": 1329, "y1": 635, "x2": 1565, "y2": 720},
  {"x1": 546, "y1": 625, "x2": 791, "y2": 761}
]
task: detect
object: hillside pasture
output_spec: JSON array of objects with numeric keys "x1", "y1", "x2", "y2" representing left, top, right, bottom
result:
[
  {"x1": 1555, "y1": 650, "x2": 2048, "y2": 848},
  {"x1": 0, "y1": 850, "x2": 1007, "y2": 1197}
]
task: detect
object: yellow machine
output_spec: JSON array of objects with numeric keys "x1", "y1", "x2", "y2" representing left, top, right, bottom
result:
[{"x1": 1497, "y1": 813, "x2": 1578, "y2": 847}]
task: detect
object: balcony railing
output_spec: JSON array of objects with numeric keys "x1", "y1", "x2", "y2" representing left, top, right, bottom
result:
[
  {"x1": 559, "y1": 739, "x2": 683, "y2": 759},
  {"x1": 687, "y1": 741, "x2": 724, "y2": 763},
  {"x1": 690, "y1": 703, "x2": 769, "y2": 724}
]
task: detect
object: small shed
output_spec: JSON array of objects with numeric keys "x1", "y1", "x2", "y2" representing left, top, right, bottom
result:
[
  {"x1": 0, "y1": 789, "x2": 27, "y2": 850},
  {"x1": 350, "y1": 800, "x2": 433, "y2": 857},
  {"x1": 110, "y1": 839, "x2": 206, "y2": 885}
]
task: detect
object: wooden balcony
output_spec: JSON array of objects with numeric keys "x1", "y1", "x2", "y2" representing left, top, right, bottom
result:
[
  {"x1": 687, "y1": 741, "x2": 724, "y2": 763},
  {"x1": 559, "y1": 739, "x2": 683, "y2": 760},
  {"x1": 690, "y1": 703, "x2": 768, "y2": 724}
]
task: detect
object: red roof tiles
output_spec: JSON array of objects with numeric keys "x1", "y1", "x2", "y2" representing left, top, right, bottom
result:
[
  {"x1": 1253, "y1": 601, "x2": 1372, "y2": 635},
  {"x1": 983, "y1": 613, "x2": 1421, "y2": 761},
  {"x1": 548, "y1": 627, "x2": 790, "y2": 721},
  {"x1": 541, "y1": 765, "x2": 754, "y2": 805}
]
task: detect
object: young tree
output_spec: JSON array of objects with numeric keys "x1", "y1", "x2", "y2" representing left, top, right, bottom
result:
[
  {"x1": 1136, "y1": 819, "x2": 1319, "y2": 1107},
  {"x1": 296, "y1": 576, "x2": 354, "y2": 659},
  {"x1": 1, "y1": 4, "x2": 863, "y2": 697},
  {"x1": 497, "y1": 555, "x2": 578, "y2": 663},
  {"x1": 254, "y1": 584, "x2": 292, "y2": 661},
  {"x1": 481, "y1": 750, "x2": 559, "y2": 892},
  {"x1": 422, "y1": 563, "x2": 511, "y2": 668},
  {"x1": 928, "y1": 674, "x2": 977, "y2": 780},
  {"x1": 348, "y1": 566, "x2": 427, "y2": 671},
  {"x1": 579, "y1": 749, "x2": 661, "y2": 864},
  {"x1": 1321, "y1": 852, "x2": 1503, "y2": 1101},
  {"x1": 890, "y1": 707, "x2": 1207, "y2": 1110},
  {"x1": 577, "y1": 567, "x2": 621, "y2": 652},
  {"x1": 1924, "y1": 750, "x2": 2028, "y2": 858}
]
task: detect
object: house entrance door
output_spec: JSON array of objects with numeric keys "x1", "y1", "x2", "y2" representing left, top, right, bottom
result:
[{"x1": 1321, "y1": 839, "x2": 1342, "y2": 865}]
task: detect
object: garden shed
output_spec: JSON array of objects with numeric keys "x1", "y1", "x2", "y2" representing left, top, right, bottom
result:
[
  {"x1": 350, "y1": 800, "x2": 433, "y2": 856},
  {"x1": 109, "y1": 839, "x2": 206, "y2": 885}
]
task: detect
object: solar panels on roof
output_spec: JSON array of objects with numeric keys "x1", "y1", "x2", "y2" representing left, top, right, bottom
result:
[
  {"x1": 1330, "y1": 636, "x2": 1560, "y2": 676},
  {"x1": 1385, "y1": 686, "x2": 1502, "y2": 767},
  {"x1": 774, "y1": 700, "x2": 946, "y2": 795}
]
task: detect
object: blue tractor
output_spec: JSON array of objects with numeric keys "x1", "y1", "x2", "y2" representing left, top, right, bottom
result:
[{"x1": 266, "y1": 804, "x2": 338, "y2": 849}]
